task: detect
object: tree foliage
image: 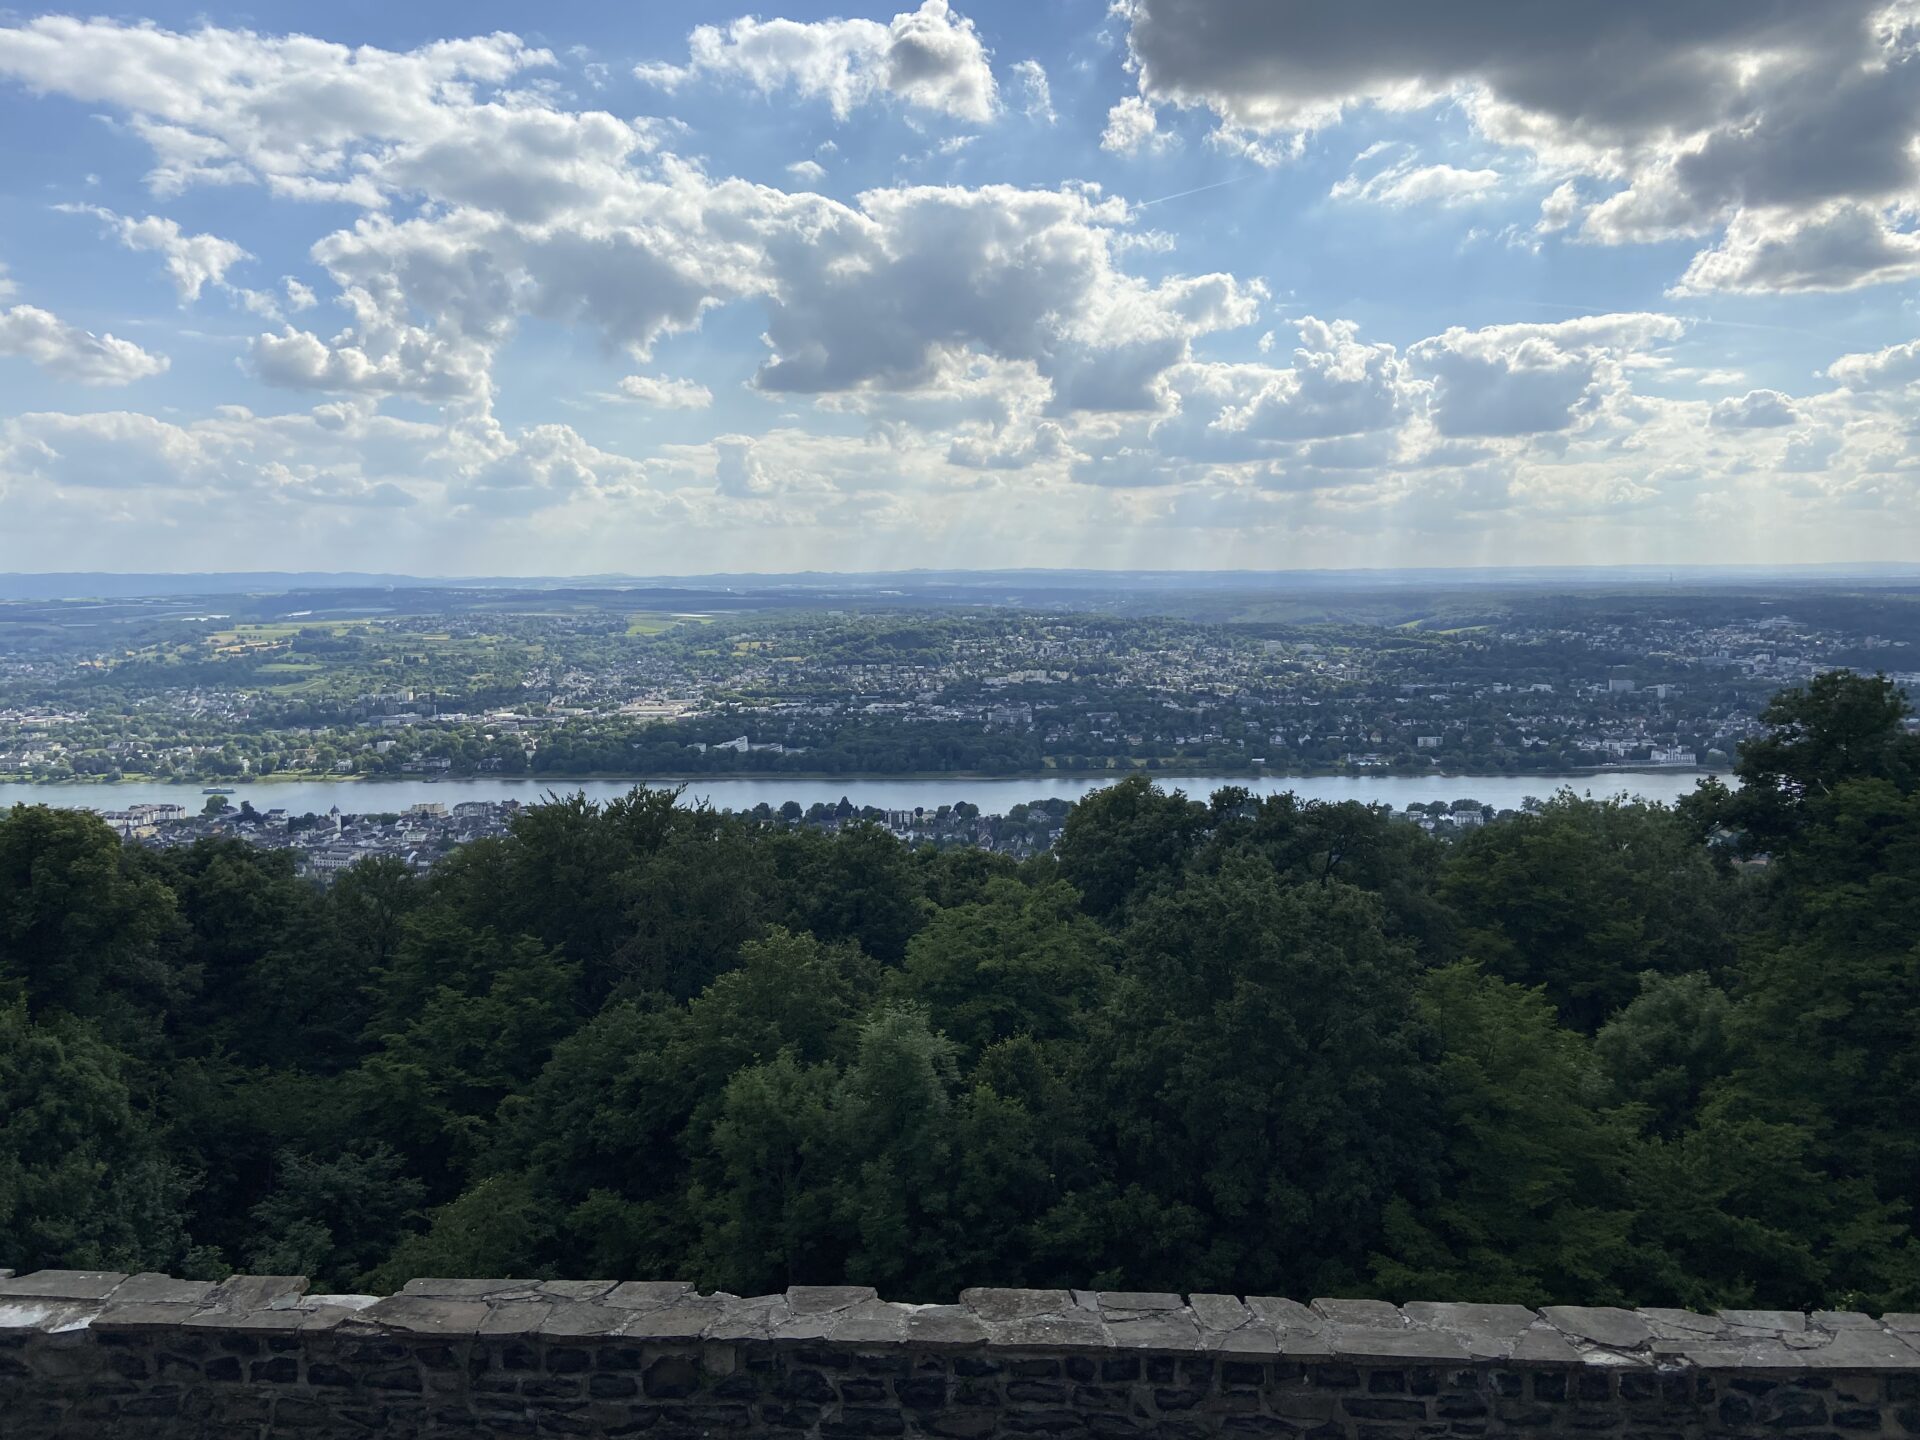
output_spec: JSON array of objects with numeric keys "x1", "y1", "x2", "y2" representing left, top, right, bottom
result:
[{"x1": 4, "y1": 670, "x2": 1918, "y2": 1307}]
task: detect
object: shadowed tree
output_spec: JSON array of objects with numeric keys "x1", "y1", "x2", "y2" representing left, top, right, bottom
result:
[
  {"x1": 1440, "y1": 792, "x2": 1736, "y2": 1032},
  {"x1": 1052, "y1": 774, "x2": 1205, "y2": 920},
  {"x1": 0, "y1": 805, "x2": 179, "y2": 1040}
]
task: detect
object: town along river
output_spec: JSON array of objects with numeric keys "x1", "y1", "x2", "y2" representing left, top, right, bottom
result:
[{"x1": 3, "y1": 769, "x2": 1728, "y2": 817}]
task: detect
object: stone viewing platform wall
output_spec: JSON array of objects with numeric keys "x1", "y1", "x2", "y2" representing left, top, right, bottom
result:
[{"x1": 5, "y1": 1267, "x2": 1920, "y2": 1438}]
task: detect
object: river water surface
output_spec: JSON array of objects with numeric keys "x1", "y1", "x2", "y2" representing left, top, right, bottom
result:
[{"x1": 1, "y1": 769, "x2": 1729, "y2": 815}]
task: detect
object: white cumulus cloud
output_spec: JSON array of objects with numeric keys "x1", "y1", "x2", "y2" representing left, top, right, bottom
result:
[
  {"x1": 0, "y1": 17, "x2": 552, "y2": 203},
  {"x1": 60, "y1": 205, "x2": 252, "y2": 304},
  {"x1": 1102, "y1": 96, "x2": 1166, "y2": 154},
  {"x1": 1828, "y1": 337, "x2": 1920, "y2": 389},
  {"x1": 635, "y1": 1, "x2": 996, "y2": 123},
  {"x1": 616, "y1": 374, "x2": 715, "y2": 409},
  {"x1": 1331, "y1": 157, "x2": 1500, "y2": 208},
  {"x1": 1709, "y1": 389, "x2": 1801, "y2": 429},
  {"x1": 0, "y1": 304, "x2": 169, "y2": 385}
]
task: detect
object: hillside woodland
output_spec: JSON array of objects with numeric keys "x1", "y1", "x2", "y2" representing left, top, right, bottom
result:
[{"x1": 4, "y1": 672, "x2": 1917, "y2": 1310}]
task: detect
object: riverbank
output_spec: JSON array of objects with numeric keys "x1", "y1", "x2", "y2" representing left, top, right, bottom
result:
[
  {"x1": 0, "y1": 761, "x2": 1718, "y2": 789},
  {"x1": 0, "y1": 768, "x2": 1731, "y2": 817}
]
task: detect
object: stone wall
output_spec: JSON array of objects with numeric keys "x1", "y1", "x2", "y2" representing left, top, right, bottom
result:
[{"x1": 4, "y1": 1267, "x2": 1920, "y2": 1439}]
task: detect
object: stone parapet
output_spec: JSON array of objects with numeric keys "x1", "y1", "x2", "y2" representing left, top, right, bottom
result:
[{"x1": 4, "y1": 1269, "x2": 1920, "y2": 1437}]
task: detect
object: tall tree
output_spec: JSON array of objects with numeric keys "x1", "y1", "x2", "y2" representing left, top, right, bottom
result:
[
  {"x1": 1052, "y1": 774, "x2": 1205, "y2": 920},
  {"x1": 0, "y1": 1002, "x2": 199, "y2": 1274},
  {"x1": 892, "y1": 877, "x2": 1115, "y2": 1059},
  {"x1": 1062, "y1": 859, "x2": 1440, "y2": 1295},
  {"x1": 1372, "y1": 964, "x2": 1647, "y2": 1306},
  {"x1": 1440, "y1": 793, "x2": 1736, "y2": 1031},
  {"x1": 0, "y1": 806, "x2": 178, "y2": 1039},
  {"x1": 1729, "y1": 670, "x2": 1920, "y2": 848}
]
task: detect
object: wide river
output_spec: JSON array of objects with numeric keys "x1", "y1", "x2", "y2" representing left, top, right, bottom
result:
[{"x1": 1, "y1": 769, "x2": 1728, "y2": 816}]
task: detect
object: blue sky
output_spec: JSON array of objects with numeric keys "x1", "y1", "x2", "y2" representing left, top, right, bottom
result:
[{"x1": 2, "y1": 0, "x2": 1919, "y2": 574}]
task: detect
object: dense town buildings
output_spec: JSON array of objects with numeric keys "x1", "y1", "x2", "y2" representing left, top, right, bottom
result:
[{"x1": 3, "y1": 583, "x2": 1916, "y2": 788}]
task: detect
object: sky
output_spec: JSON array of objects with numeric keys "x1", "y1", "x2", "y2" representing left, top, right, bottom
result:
[{"x1": 2, "y1": 2, "x2": 1920, "y2": 575}]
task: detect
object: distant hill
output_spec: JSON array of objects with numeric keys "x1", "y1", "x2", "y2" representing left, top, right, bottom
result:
[
  {"x1": 0, "y1": 573, "x2": 466, "y2": 601},
  {"x1": 3, "y1": 563, "x2": 1919, "y2": 603}
]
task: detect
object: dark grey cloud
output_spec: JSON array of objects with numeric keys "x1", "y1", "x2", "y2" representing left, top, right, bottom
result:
[
  {"x1": 1675, "y1": 203, "x2": 1920, "y2": 293},
  {"x1": 1120, "y1": 0, "x2": 1920, "y2": 290},
  {"x1": 1123, "y1": 0, "x2": 1865, "y2": 136}
]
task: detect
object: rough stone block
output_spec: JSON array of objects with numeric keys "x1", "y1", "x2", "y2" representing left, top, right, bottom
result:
[
  {"x1": 401, "y1": 1278, "x2": 535, "y2": 1299},
  {"x1": 642, "y1": 1353, "x2": 698, "y2": 1399},
  {"x1": 91, "y1": 1302, "x2": 205, "y2": 1331},
  {"x1": 705, "y1": 1294, "x2": 789, "y2": 1342},
  {"x1": 1097, "y1": 1293, "x2": 1183, "y2": 1314},
  {"x1": 1208, "y1": 1325, "x2": 1283, "y2": 1356},
  {"x1": 1247, "y1": 1298, "x2": 1324, "y2": 1331},
  {"x1": 620, "y1": 1295, "x2": 729, "y2": 1340},
  {"x1": 0, "y1": 1271, "x2": 128, "y2": 1301},
  {"x1": 1719, "y1": 1309, "x2": 1806, "y2": 1333},
  {"x1": 1638, "y1": 1308, "x2": 1724, "y2": 1338},
  {"x1": 1677, "y1": 1338, "x2": 1814, "y2": 1371},
  {"x1": 989, "y1": 1313, "x2": 1113, "y2": 1350},
  {"x1": 1510, "y1": 1325, "x2": 1583, "y2": 1364},
  {"x1": 905, "y1": 1305, "x2": 990, "y2": 1349},
  {"x1": 1405, "y1": 1302, "x2": 1534, "y2": 1332},
  {"x1": 305, "y1": 1294, "x2": 380, "y2": 1312},
  {"x1": 184, "y1": 1307, "x2": 310, "y2": 1334},
  {"x1": 788, "y1": 1286, "x2": 880, "y2": 1315},
  {"x1": 1313, "y1": 1299, "x2": 1405, "y2": 1329},
  {"x1": 1245, "y1": 1298, "x2": 1331, "y2": 1357},
  {"x1": 604, "y1": 1282, "x2": 695, "y2": 1310},
  {"x1": 1813, "y1": 1312, "x2": 1881, "y2": 1331},
  {"x1": 113, "y1": 1274, "x2": 218, "y2": 1306},
  {"x1": 1797, "y1": 1331, "x2": 1920, "y2": 1369},
  {"x1": 767, "y1": 1311, "x2": 837, "y2": 1343},
  {"x1": 1189, "y1": 1295, "x2": 1252, "y2": 1331},
  {"x1": 1343, "y1": 1395, "x2": 1430, "y2": 1421},
  {"x1": 292, "y1": 1304, "x2": 367, "y2": 1334},
  {"x1": 1402, "y1": 1304, "x2": 1539, "y2": 1360},
  {"x1": 206, "y1": 1275, "x2": 310, "y2": 1312},
  {"x1": 1330, "y1": 1329, "x2": 1470, "y2": 1362},
  {"x1": 361, "y1": 1296, "x2": 490, "y2": 1335},
  {"x1": 540, "y1": 1304, "x2": 627, "y2": 1338},
  {"x1": 1107, "y1": 1313, "x2": 1203, "y2": 1351},
  {"x1": 538, "y1": 1280, "x2": 618, "y2": 1301},
  {"x1": 829, "y1": 1300, "x2": 912, "y2": 1345},
  {"x1": 476, "y1": 1301, "x2": 552, "y2": 1335},
  {"x1": 1542, "y1": 1307, "x2": 1653, "y2": 1349},
  {"x1": 0, "y1": 1299, "x2": 102, "y2": 1334},
  {"x1": 960, "y1": 1289, "x2": 1076, "y2": 1322}
]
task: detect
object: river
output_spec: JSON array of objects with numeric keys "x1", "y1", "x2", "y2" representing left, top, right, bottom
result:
[{"x1": 0, "y1": 769, "x2": 1728, "y2": 816}]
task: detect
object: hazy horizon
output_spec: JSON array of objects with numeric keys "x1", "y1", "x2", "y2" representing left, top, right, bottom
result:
[{"x1": 5, "y1": 559, "x2": 1920, "y2": 594}]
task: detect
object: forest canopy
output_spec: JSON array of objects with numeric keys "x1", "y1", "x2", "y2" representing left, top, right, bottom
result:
[{"x1": 3, "y1": 671, "x2": 1918, "y2": 1311}]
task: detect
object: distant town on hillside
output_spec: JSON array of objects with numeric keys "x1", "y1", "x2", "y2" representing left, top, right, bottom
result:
[{"x1": 3, "y1": 570, "x2": 1915, "y2": 796}]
